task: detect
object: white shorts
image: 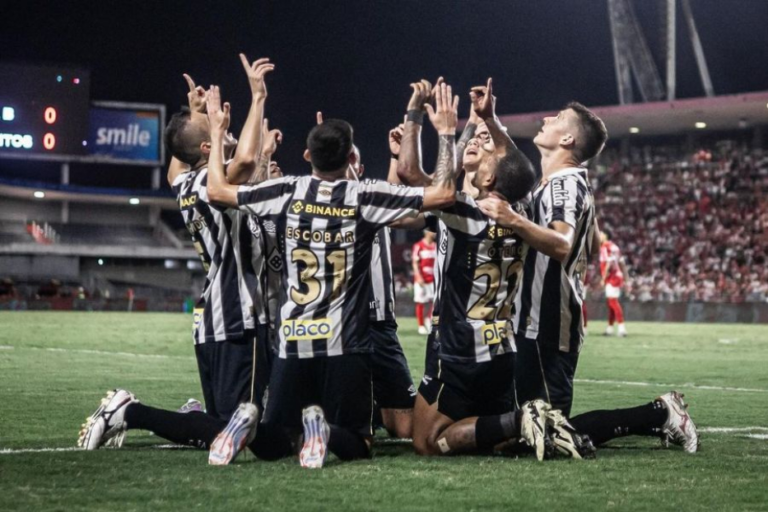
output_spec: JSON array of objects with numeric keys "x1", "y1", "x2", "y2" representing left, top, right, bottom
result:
[
  {"x1": 605, "y1": 283, "x2": 622, "y2": 299},
  {"x1": 414, "y1": 282, "x2": 435, "y2": 304}
]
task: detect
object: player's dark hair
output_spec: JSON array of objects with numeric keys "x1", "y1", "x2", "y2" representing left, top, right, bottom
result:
[
  {"x1": 164, "y1": 110, "x2": 210, "y2": 166},
  {"x1": 493, "y1": 148, "x2": 536, "y2": 204},
  {"x1": 307, "y1": 119, "x2": 354, "y2": 172},
  {"x1": 565, "y1": 101, "x2": 608, "y2": 163},
  {"x1": 602, "y1": 226, "x2": 613, "y2": 240}
]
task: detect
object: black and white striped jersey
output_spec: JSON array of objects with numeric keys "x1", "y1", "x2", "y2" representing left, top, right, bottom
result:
[
  {"x1": 173, "y1": 169, "x2": 267, "y2": 344},
  {"x1": 368, "y1": 226, "x2": 396, "y2": 322},
  {"x1": 252, "y1": 215, "x2": 282, "y2": 331},
  {"x1": 236, "y1": 175, "x2": 423, "y2": 359},
  {"x1": 514, "y1": 167, "x2": 595, "y2": 353},
  {"x1": 427, "y1": 192, "x2": 528, "y2": 364}
]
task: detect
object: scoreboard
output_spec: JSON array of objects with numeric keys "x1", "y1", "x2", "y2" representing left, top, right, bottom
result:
[{"x1": 0, "y1": 63, "x2": 91, "y2": 159}]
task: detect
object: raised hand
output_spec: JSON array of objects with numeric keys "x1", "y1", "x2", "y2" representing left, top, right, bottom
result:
[
  {"x1": 407, "y1": 79, "x2": 433, "y2": 111},
  {"x1": 183, "y1": 73, "x2": 208, "y2": 113},
  {"x1": 389, "y1": 118, "x2": 405, "y2": 156},
  {"x1": 425, "y1": 82, "x2": 459, "y2": 135},
  {"x1": 470, "y1": 78, "x2": 496, "y2": 120},
  {"x1": 239, "y1": 54, "x2": 275, "y2": 98},
  {"x1": 316, "y1": 111, "x2": 324, "y2": 125},
  {"x1": 206, "y1": 85, "x2": 231, "y2": 136},
  {"x1": 261, "y1": 118, "x2": 283, "y2": 156}
]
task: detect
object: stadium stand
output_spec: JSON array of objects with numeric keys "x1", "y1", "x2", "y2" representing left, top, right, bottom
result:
[
  {"x1": 0, "y1": 164, "x2": 201, "y2": 311},
  {"x1": 589, "y1": 144, "x2": 768, "y2": 303}
]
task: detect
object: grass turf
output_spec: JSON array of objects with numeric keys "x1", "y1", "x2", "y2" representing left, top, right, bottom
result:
[{"x1": 0, "y1": 312, "x2": 767, "y2": 511}]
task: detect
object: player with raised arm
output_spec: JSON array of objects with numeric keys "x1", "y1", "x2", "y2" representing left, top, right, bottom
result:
[
  {"x1": 397, "y1": 78, "x2": 592, "y2": 460},
  {"x1": 600, "y1": 227, "x2": 627, "y2": 337},
  {"x1": 78, "y1": 56, "x2": 278, "y2": 453},
  {"x1": 478, "y1": 100, "x2": 698, "y2": 453},
  {"x1": 203, "y1": 79, "x2": 460, "y2": 468}
]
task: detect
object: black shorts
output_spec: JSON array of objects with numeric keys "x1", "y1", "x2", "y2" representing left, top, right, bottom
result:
[
  {"x1": 419, "y1": 352, "x2": 516, "y2": 421},
  {"x1": 262, "y1": 353, "x2": 373, "y2": 438},
  {"x1": 194, "y1": 324, "x2": 272, "y2": 421},
  {"x1": 514, "y1": 334, "x2": 580, "y2": 417},
  {"x1": 370, "y1": 319, "x2": 416, "y2": 409}
]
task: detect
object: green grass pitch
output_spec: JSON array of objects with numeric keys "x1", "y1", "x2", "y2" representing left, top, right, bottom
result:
[{"x1": 1, "y1": 312, "x2": 767, "y2": 511}]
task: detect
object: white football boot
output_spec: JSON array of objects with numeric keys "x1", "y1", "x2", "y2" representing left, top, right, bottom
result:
[
  {"x1": 658, "y1": 391, "x2": 699, "y2": 453},
  {"x1": 519, "y1": 400, "x2": 550, "y2": 461},
  {"x1": 299, "y1": 405, "x2": 331, "y2": 468},
  {"x1": 77, "y1": 389, "x2": 137, "y2": 450},
  {"x1": 208, "y1": 403, "x2": 259, "y2": 465},
  {"x1": 545, "y1": 409, "x2": 596, "y2": 459}
]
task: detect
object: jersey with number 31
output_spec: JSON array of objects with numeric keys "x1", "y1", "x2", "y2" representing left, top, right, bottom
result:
[{"x1": 237, "y1": 175, "x2": 423, "y2": 359}]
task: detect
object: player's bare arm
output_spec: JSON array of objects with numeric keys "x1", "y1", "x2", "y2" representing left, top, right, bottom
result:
[
  {"x1": 388, "y1": 214, "x2": 427, "y2": 230},
  {"x1": 386, "y1": 119, "x2": 405, "y2": 184},
  {"x1": 477, "y1": 195, "x2": 575, "y2": 263},
  {"x1": 249, "y1": 118, "x2": 282, "y2": 185},
  {"x1": 204, "y1": 86, "x2": 239, "y2": 208},
  {"x1": 226, "y1": 55, "x2": 274, "y2": 185},
  {"x1": 396, "y1": 79, "x2": 434, "y2": 187},
  {"x1": 421, "y1": 82, "x2": 460, "y2": 210},
  {"x1": 167, "y1": 74, "x2": 207, "y2": 185},
  {"x1": 591, "y1": 216, "x2": 602, "y2": 263},
  {"x1": 455, "y1": 93, "x2": 481, "y2": 172},
  {"x1": 619, "y1": 257, "x2": 629, "y2": 288}
]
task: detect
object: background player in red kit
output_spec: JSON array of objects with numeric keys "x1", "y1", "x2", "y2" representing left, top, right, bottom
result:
[
  {"x1": 412, "y1": 231, "x2": 437, "y2": 335},
  {"x1": 600, "y1": 228, "x2": 628, "y2": 337}
]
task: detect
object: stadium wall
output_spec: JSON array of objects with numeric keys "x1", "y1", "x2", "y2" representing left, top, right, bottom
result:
[
  {"x1": 582, "y1": 300, "x2": 768, "y2": 324},
  {"x1": 0, "y1": 197, "x2": 61, "y2": 222},
  {"x1": 0, "y1": 255, "x2": 79, "y2": 279}
]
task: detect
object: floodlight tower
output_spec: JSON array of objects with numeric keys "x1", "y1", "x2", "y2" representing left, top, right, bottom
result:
[{"x1": 608, "y1": 0, "x2": 715, "y2": 104}]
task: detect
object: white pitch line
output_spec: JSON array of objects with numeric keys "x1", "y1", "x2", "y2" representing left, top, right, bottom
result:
[
  {"x1": 699, "y1": 427, "x2": 768, "y2": 433},
  {"x1": 0, "y1": 444, "x2": 194, "y2": 455},
  {"x1": 6, "y1": 346, "x2": 768, "y2": 393},
  {"x1": 28, "y1": 347, "x2": 194, "y2": 361},
  {"x1": 574, "y1": 378, "x2": 768, "y2": 393},
  {"x1": 745, "y1": 434, "x2": 768, "y2": 440}
]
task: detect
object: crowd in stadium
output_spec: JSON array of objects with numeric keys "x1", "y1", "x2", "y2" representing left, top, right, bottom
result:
[{"x1": 586, "y1": 144, "x2": 768, "y2": 303}]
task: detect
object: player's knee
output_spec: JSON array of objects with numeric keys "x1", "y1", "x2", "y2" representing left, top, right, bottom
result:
[
  {"x1": 382, "y1": 409, "x2": 413, "y2": 439},
  {"x1": 413, "y1": 433, "x2": 439, "y2": 456}
]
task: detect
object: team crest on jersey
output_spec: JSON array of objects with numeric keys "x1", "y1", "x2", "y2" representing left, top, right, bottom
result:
[
  {"x1": 179, "y1": 193, "x2": 198, "y2": 210},
  {"x1": 261, "y1": 220, "x2": 277, "y2": 234},
  {"x1": 282, "y1": 318, "x2": 333, "y2": 341},
  {"x1": 267, "y1": 247, "x2": 282, "y2": 272},
  {"x1": 481, "y1": 321, "x2": 507, "y2": 346},
  {"x1": 318, "y1": 188, "x2": 332, "y2": 197}
]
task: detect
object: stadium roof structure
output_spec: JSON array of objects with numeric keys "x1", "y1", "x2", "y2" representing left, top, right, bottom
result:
[
  {"x1": 498, "y1": 90, "x2": 768, "y2": 139},
  {"x1": 0, "y1": 178, "x2": 176, "y2": 208}
]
